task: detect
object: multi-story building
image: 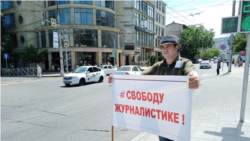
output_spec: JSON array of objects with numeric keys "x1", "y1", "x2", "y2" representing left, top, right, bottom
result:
[
  {"x1": 1, "y1": 0, "x2": 125, "y2": 70},
  {"x1": 165, "y1": 21, "x2": 187, "y2": 38},
  {"x1": 123, "y1": 0, "x2": 156, "y2": 65},
  {"x1": 154, "y1": 0, "x2": 166, "y2": 61}
]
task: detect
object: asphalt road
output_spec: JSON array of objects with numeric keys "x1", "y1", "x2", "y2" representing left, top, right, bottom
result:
[
  {"x1": 1, "y1": 77, "x2": 140, "y2": 141},
  {"x1": 1, "y1": 63, "x2": 222, "y2": 141}
]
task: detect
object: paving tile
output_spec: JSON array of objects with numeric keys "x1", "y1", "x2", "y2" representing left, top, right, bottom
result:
[
  {"x1": 213, "y1": 134, "x2": 237, "y2": 141},
  {"x1": 199, "y1": 123, "x2": 218, "y2": 128},
  {"x1": 192, "y1": 129, "x2": 215, "y2": 140},
  {"x1": 191, "y1": 137, "x2": 211, "y2": 141}
]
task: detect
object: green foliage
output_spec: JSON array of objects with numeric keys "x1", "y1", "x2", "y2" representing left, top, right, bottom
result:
[
  {"x1": 200, "y1": 47, "x2": 220, "y2": 59},
  {"x1": 158, "y1": 54, "x2": 163, "y2": 61},
  {"x1": 21, "y1": 44, "x2": 48, "y2": 67},
  {"x1": 180, "y1": 25, "x2": 215, "y2": 60},
  {"x1": 149, "y1": 56, "x2": 156, "y2": 66},
  {"x1": 234, "y1": 34, "x2": 247, "y2": 52}
]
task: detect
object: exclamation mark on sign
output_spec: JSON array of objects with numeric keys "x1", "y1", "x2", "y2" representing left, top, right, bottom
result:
[{"x1": 182, "y1": 114, "x2": 185, "y2": 125}]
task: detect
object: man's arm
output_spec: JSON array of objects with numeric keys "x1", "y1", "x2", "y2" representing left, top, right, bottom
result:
[{"x1": 184, "y1": 60, "x2": 200, "y2": 89}]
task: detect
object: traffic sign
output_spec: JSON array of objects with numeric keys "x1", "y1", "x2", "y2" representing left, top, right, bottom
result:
[
  {"x1": 4, "y1": 53, "x2": 9, "y2": 59},
  {"x1": 64, "y1": 40, "x2": 69, "y2": 48},
  {"x1": 220, "y1": 44, "x2": 227, "y2": 50},
  {"x1": 41, "y1": 12, "x2": 45, "y2": 25},
  {"x1": 51, "y1": 18, "x2": 57, "y2": 27},
  {"x1": 239, "y1": 0, "x2": 250, "y2": 33}
]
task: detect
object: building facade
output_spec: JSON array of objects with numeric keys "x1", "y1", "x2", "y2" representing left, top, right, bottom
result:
[
  {"x1": 154, "y1": 0, "x2": 166, "y2": 59},
  {"x1": 1, "y1": 0, "x2": 125, "y2": 70},
  {"x1": 123, "y1": 0, "x2": 156, "y2": 65},
  {"x1": 164, "y1": 22, "x2": 187, "y2": 38}
]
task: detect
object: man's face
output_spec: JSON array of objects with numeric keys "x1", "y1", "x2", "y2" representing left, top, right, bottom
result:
[{"x1": 160, "y1": 43, "x2": 178, "y2": 60}]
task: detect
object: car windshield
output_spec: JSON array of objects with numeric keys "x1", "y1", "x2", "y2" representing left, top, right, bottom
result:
[
  {"x1": 71, "y1": 67, "x2": 87, "y2": 73},
  {"x1": 203, "y1": 59, "x2": 209, "y2": 61},
  {"x1": 118, "y1": 67, "x2": 132, "y2": 71}
]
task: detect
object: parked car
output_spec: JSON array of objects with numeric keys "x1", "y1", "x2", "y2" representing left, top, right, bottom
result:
[
  {"x1": 198, "y1": 59, "x2": 202, "y2": 63},
  {"x1": 214, "y1": 59, "x2": 218, "y2": 63},
  {"x1": 63, "y1": 66, "x2": 106, "y2": 86},
  {"x1": 99, "y1": 65, "x2": 117, "y2": 75},
  {"x1": 210, "y1": 59, "x2": 214, "y2": 62},
  {"x1": 113, "y1": 65, "x2": 144, "y2": 75},
  {"x1": 200, "y1": 60, "x2": 212, "y2": 69}
]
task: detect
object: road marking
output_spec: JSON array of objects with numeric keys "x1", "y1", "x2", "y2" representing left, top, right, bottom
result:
[
  {"x1": 202, "y1": 74, "x2": 208, "y2": 76},
  {"x1": 1, "y1": 78, "x2": 61, "y2": 86},
  {"x1": 207, "y1": 74, "x2": 214, "y2": 77}
]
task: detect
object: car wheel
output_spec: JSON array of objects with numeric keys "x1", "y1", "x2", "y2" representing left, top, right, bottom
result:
[
  {"x1": 79, "y1": 78, "x2": 85, "y2": 86},
  {"x1": 98, "y1": 76, "x2": 104, "y2": 83},
  {"x1": 65, "y1": 84, "x2": 70, "y2": 87},
  {"x1": 200, "y1": 67, "x2": 202, "y2": 69}
]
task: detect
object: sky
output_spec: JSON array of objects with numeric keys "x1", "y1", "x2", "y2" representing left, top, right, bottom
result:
[{"x1": 163, "y1": 0, "x2": 240, "y2": 38}]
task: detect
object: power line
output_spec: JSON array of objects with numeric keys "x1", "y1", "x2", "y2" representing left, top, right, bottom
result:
[
  {"x1": 170, "y1": 0, "x2": 195, "y2": 7},
  {"x1": 166, "y1": 5, "x2": 196, "y2": 24}
]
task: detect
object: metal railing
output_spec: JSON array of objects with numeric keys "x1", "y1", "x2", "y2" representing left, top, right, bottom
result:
[{"x1": 1, "y1": 68, "x2": 38, "y2": 77}]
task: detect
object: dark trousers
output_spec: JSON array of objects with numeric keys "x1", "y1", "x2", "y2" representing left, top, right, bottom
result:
[
  {"x1": 217, "y1": 69, "x2": 220, "y2": 75},
  {"x1": 159, "y1": 136, "x2": 173, "y2": 141}
]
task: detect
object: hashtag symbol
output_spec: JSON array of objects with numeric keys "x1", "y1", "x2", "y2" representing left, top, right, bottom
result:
[{"x1": 120, "y1": 91, "x2": 125, "y2": 98}]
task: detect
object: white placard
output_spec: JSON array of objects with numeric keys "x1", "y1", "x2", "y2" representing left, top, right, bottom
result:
[
  {"x1": 53, "y1": 32, "x2": 59, "y2": 48},
  {"x1": 112, "y1": 75, "x2": 192, "y2": 141}
]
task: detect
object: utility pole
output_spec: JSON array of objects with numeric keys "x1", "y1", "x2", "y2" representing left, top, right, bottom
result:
[
  {"x1": 57, "y1": 4, "x2": 64, "y2": 76},
  {"x1": 228, "y1": 0, "x2": 236, "y2": 72}
]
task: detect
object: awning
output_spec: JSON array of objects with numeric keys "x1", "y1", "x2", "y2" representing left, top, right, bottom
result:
[{"x1": 153, "y1": 47, "x2": 161, "y2": 52}]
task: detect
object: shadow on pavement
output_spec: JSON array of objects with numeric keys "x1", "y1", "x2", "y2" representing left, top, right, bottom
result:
[
  {"x1": 204, "y1": 122, "x2": 250, "y2": 141},
  {"x1": 60, "y1": 82, "x2": 103, "y2": 88}
]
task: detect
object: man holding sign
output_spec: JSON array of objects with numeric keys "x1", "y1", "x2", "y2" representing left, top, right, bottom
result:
[{"x1": 109, "y1": 35, "x2": 200, "y2": 141}]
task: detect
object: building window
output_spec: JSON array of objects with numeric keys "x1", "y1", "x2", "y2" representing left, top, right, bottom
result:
[
  {"x1": 135, "y1": 30, "x2": 140, "y2": 44},
  {"x1": 162, "y1": 29, "x2": 164, "y2": 36},
  {"x1": 49, "y1": 29, "x2": 70, "y2": 48},
  {"x1": 135, "y1": 13, "x2": 140, "y2": 26},
  {"x1": 120, "y1": 34, "x2": 122, "y2": 49},
  {"x1": 48, "y1": 1, "x2": 70, "y2": 7},
  {"x1": 3, "y1": 14, "x2": 15, "y2": 29},
  {"x1": 141, "y1": 15, "x2": 147, "y2": 29},
  {"x1": 148, "y1": 19, "x2": 153, "y2": 31},
  {"x1": 3, "y1": 34, "x2": 17, "y2": 47},
  {"x1": 156, "y1": 0, "x2": 158, "y2": 9},
  {"x1": 148, "y1": 5, "x2": 154, "y2": 18},
  {"x1": 162, "y1": 17, "x2": 165, "y2": 25},
  {"x1": 48, "y1": 8, "x2": 71, "y2": 24},
  {"x1": 156, "y1": 13, "x2": 158, "y2": 23},
  {"x1": 162, "y1": 4, "x2": 165, "y2": 13},
  {"x1": 74, "y1": 0, "x2": 92, "y2": 5},
  {"x1": 74, "y1": 29, "x2": 98, "y2": 47},
  {"x1": 135, "y1": 0, "x2": 140, "y2": 10},
  {"x1": 1, "y1": 1, "x2": 14, "y2": 10},
  {"x1": 41, "y1": 31, "x2": 46, "y2": 48},
  {"x1": 19, "y1": 16, "x2": 23, "y2": 24},
  {"x1": 101, "y1": 31, "x2": 117, "y2": 48},
  {"x1": 96, "y1": 0, "x2": 114, "y2": 10},
  {"x1": 158, "y1": 1, "x2": 161, "y2": 11},
  {"x1": 140, "y1": 1, "x2": 147, "y2": 14},
  {"x1": 96, "y1": 10, "x2": 115, "y2": 27},
  {"x1": 36, "y1": 32, "x2": 40, "y2": 48},
  {"x1": 75, "y1": 8, "x2": 93, "y2": 25},
  {"x1": 20, "y1": 36, "x2": 25, "y2": 44},
  {"x1": 141, "y1": 48, "x2": 144, "y2": 61},
  {"x1": 17, "y1": 1, "x2": 21, "y2": 5}
]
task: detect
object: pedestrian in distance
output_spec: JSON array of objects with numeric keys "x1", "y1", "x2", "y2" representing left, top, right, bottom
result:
[
  {"x1": 108, "y1": 35, "x2": 200, "y2": 141},
  {"x1": 217, "y1": 59, "x2": 221, "y2": 75},
  {"x1": 37, "y1": 65, "x2": 42, "y2": 79}
]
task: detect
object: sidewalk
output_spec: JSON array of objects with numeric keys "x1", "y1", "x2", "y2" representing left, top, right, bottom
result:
[
  {"x1": 130, "y1": 66, "x2": 250, "y2": 141},
  {"x1": 42, "y1": 71, "x2": 62, "y2": 77}
]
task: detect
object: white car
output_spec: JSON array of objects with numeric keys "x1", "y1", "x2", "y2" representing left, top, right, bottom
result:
[
  {"x1": 113, "y1": 65, "x2": 144, "y2": 75},
  {"x1": 200, "y1": 60, "x2": 212, "y2": 69},
  {"x1": 100, "y1": 65, "x2": 117, "y2": 75},
  {"x1": 63, "y1": 66, "x2": 106, "y2": 86}
]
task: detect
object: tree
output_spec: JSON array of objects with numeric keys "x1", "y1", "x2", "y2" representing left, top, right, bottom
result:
[
  {"x1": 149, "y1": 56, "x2": 156, "y2": 66},
  {"x1": 180, "y1": 25, "x2": 215, "y2": 60},
  {"x1": 158, "y1": 53, "x2": 163, "y2": 61},
  {"x1": 234, "y1": 34, "x2": 247, "y2": 52},
  {"x1": 21, "y1": 44, "x2": 48, "y2": 67},
  {"x1": 200, "y1": 47, "x2": 220, "y2": 59}
]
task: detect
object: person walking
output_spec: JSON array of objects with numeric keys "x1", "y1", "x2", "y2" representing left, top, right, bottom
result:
[
  {"x1": 217, "y1": 59, "x2": 221, "y2": 75},
  {"x1": 108, "y1": 35, "x2": 200, "y2": 141},
  {"x1": 37, "y1": 65, "x2": 42, "y2": 79}
]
